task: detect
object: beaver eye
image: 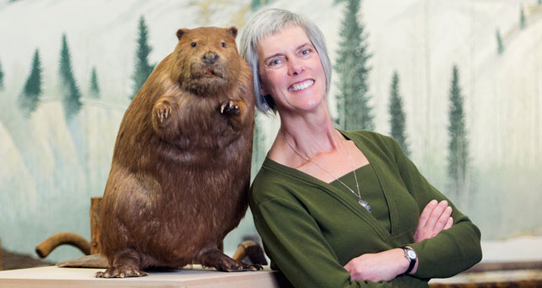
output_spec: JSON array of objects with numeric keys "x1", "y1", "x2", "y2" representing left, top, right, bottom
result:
[
  {"x1": 221, "y1": 42, "x2": 226, "y2": 48},
  {"x1": 191, "y1": 42, "x2": 197, "y2": 48}
]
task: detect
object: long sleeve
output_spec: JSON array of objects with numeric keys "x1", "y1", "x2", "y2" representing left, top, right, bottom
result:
[
  {"x1": 386, "y1": 136, "x2": 482, "y2": 279},
  {"x1": 249, "y1": 130, "x2": 481, "y2": 287},
  {"x1": 250, "y1": 183, "x2": 429, "y2": 288}
]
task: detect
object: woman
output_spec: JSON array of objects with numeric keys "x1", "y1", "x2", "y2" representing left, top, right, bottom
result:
[{"x1": 239, "y1": 8, "x2": 482, "y2": 287}]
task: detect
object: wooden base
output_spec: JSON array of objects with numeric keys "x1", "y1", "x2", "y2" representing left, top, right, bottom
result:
[{"x1": 0, "y1": 265, "x2": 286, "y2": 288}]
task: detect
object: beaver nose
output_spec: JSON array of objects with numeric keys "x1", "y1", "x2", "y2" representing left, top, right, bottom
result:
[{"x1": 202, "y1": 52, "x2": 219, "y2": 64}]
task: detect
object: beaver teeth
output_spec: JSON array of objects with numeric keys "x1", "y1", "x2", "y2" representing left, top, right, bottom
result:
[
  {"x1": 205, "y1": 70, "x2": 213, "y2": 76},
  {"x1": 288, "y1": 80, "x2": 314, "y2": 92}
]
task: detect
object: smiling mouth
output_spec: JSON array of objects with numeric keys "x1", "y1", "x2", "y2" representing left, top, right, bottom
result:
[{"x1": 288, "y1": 80, "x2": 314, "y2": 92}]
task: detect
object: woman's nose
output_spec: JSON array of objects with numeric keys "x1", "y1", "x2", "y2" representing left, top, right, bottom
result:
[{"x1": 288, "y1": 60, "x2": 304, "y2": 75}]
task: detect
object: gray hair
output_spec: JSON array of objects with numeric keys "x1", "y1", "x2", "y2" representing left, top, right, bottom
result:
[{"x1": 239, "y1": 8, "x2": 332, "y2": 114}]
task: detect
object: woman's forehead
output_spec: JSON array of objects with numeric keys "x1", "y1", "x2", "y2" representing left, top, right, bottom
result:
[
  {"x1": 257, "y1": 26, "x2": 311, "y2": 54},
  {"x1": 259, "y1": 25, "x2": 306, "y2": 42}
]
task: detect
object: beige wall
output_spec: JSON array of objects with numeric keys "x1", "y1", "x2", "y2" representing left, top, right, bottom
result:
[{"x1": 0, "y1": 0, "x2": 540, "y2": 263}]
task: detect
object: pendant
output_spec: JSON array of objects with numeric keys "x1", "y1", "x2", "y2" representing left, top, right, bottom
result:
[{"x1": 359, "y1": 199, "x2": 371, "y2": 213}]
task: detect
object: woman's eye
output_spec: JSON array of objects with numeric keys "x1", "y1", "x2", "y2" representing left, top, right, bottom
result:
[
  {"x1": 301, "y1": 49, "x2": 311, "y2": 55},
  {"x1": 269, "y1": 59, "x2": 282, "y2": 66}
]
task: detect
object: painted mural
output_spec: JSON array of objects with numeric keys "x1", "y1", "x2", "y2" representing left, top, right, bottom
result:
[{"x1": 0, "y1": 0, "x2": 541, "y2": 263}]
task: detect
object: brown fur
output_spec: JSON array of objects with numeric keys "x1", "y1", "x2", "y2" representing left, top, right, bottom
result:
[{"x1": 95, "y1": 27, "x2": 256, "y2": 278}]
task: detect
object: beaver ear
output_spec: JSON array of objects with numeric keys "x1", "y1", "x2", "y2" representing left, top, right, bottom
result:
[
  {"x1": 226, "y1": 26, "x2": 238, "y2": 39},
  {"x1": 176, "y1": 29, "x2": 189, "y2": 40}
]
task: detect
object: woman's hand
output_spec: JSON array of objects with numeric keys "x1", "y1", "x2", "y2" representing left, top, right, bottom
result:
[
  {"x1": 344, "y1": 200, "x2": 453, "y2": 282},
  {"x1": 414, "y1": 200, "x2": 453, "y2": 242},
  {"x1": 344, "y1": 248, "x2": 409, "y2": 282}
]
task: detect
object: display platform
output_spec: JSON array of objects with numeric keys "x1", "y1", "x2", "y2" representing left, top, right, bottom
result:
[
  {"x1": 0, "y1": 265, "x2": 286, "y2": 288},
  {"x1": 1, "y1": 263, "x2": 541, "y2": 288}
]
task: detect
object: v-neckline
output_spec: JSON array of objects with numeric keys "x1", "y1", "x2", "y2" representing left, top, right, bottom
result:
[{"x1": 263, "y1": 130, "x2": 394, "y2": 239}]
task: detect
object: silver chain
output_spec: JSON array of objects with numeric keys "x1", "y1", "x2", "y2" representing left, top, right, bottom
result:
[{"x1": 281, "y1": 134, "x2": 371, "y2": 213}]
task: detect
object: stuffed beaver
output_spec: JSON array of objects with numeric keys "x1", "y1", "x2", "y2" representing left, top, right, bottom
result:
[{"x1": 95, "y1": 26, "x2": 256, "y2": 278}]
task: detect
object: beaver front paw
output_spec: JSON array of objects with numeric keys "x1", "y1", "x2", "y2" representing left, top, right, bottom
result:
[
  {"x1": 154, "y1": 101, "x2": 172, "y2": 123},
  {"x1": 220, "y1": 100, "x2": 240, "y2": 116}
]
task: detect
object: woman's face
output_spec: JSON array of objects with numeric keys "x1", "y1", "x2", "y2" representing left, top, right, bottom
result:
[{"x1": 257, "y1": 25, "x2": 327, "y2": 114}]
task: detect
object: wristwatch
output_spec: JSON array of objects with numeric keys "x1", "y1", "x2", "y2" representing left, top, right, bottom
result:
[{"x1": 401, "y1": 246, "x2": 417, "y2": 275}]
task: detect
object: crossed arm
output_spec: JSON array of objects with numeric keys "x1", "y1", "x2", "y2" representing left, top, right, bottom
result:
[
  {"x1": 344, "y1": 199, "x2": 454, "y2": 282},
  {"x1": 251, "y1": 133, "x2": 482, "y2": 287}
]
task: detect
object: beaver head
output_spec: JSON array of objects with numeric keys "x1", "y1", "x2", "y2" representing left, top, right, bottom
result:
[{"x1": 172, "y1": 26, "x2": 242, "y2": 96}]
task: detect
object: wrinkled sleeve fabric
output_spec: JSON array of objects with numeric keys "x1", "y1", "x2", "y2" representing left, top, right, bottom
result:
[
  {"x1": 249, "y1": 130, "x2": 481, "y2": 287},
  {"x1": 384, "y1": 136, "x2": 483, "y2": 279},
  {"x1": 250, "y1": 184, "x2": 428, "y2": 288}
]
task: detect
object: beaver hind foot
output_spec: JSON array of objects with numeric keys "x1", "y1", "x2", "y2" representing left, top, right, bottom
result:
[
  {"x1": 198, "y1": 248, "x2": 263, "y2": 272},
  {"x1": 95, "y1": 265, "x2": 148, "y2": 278},
  {"x1": 95, "y1": 249, "x2": 149, "y2": 278}
]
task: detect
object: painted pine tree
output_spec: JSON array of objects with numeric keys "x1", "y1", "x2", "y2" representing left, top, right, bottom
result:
[
  {"x1": 447, "y1": 65, "x2": 470, "y2": 208},
  {"x1": 59, "y1": 34, "x2": 82, "y2": 120},
  {"x1": 89, "y1": 66, "x2": 100, "y2": 99},
  {"x1": 19, "y1": 49, "x2": 43, "y2": 116},
  {"x1": 334, "y1": 0, "x2": 374, "y2": 131},
  {"x1": 0, "y1": 59, "x2": 4, "y2": 90},
  {"x1": 131, "y1": 16, "x2": 154, "y2": 100},
  {"x1": 520, "y1": 7, "x2": 526, "y2": 29},
  {"x1": 496, "y1": 28, "x2": 504, "y2": 54},
  {"x1": 389, "y1": 71, "x2": 410, "y2": 156},
  {"x1": 251, "y1": 0, "x2": 270, "y2": 11}
]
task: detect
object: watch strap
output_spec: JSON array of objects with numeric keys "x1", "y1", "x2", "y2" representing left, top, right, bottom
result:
[{"x1": 401, "y1": 246, "x2": 416, "y2": 275}]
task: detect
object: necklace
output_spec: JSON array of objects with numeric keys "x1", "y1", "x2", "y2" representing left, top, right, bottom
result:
[{"x1": 281, "y1": 133, "x2": 372, "y2": 213}]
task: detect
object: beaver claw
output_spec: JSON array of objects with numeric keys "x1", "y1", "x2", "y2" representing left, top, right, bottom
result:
[
  {"x1": 95, "y1": 266, "x2": 148, "y2": 278},
  {"x1": 220, "y1": 100, "x2": 240, "y2": 115},
  {"x1": 155, "y1": 103, "x2": 171, "y2": 123},
  {"x1": 219, "y1": 262, "x2": 263, "y2": 272},
  {"x1": 198, "y1": 249, "x2": 262, "y2": 272}
]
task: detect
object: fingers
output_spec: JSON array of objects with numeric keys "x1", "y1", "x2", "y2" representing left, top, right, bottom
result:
[
  {"x1": 425, "y1": 200, "x2": 449, "y2": 231},
  {"x1": 433, "y1": 205, "x2": 453, "y2": 233},
  {"x1": 417, "y1": 199, "x2": 437, "y2": 229},
  {"x1": 414, "y1": 200, "x2": 454, "y2": 242},
  {"x1": 444, "y1": 216, "x2": 453, "y2": 230},
  {"x1": 344, "y1": 259, "x2": 361, "y2": 280},
  {"x1": 344, "y1": 261, "x2": 353, "y2": 273}
]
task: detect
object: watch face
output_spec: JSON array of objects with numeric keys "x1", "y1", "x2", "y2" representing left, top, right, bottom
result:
[{"x1": 407, "y1": 249, "x2": 417, "y2": 259}]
